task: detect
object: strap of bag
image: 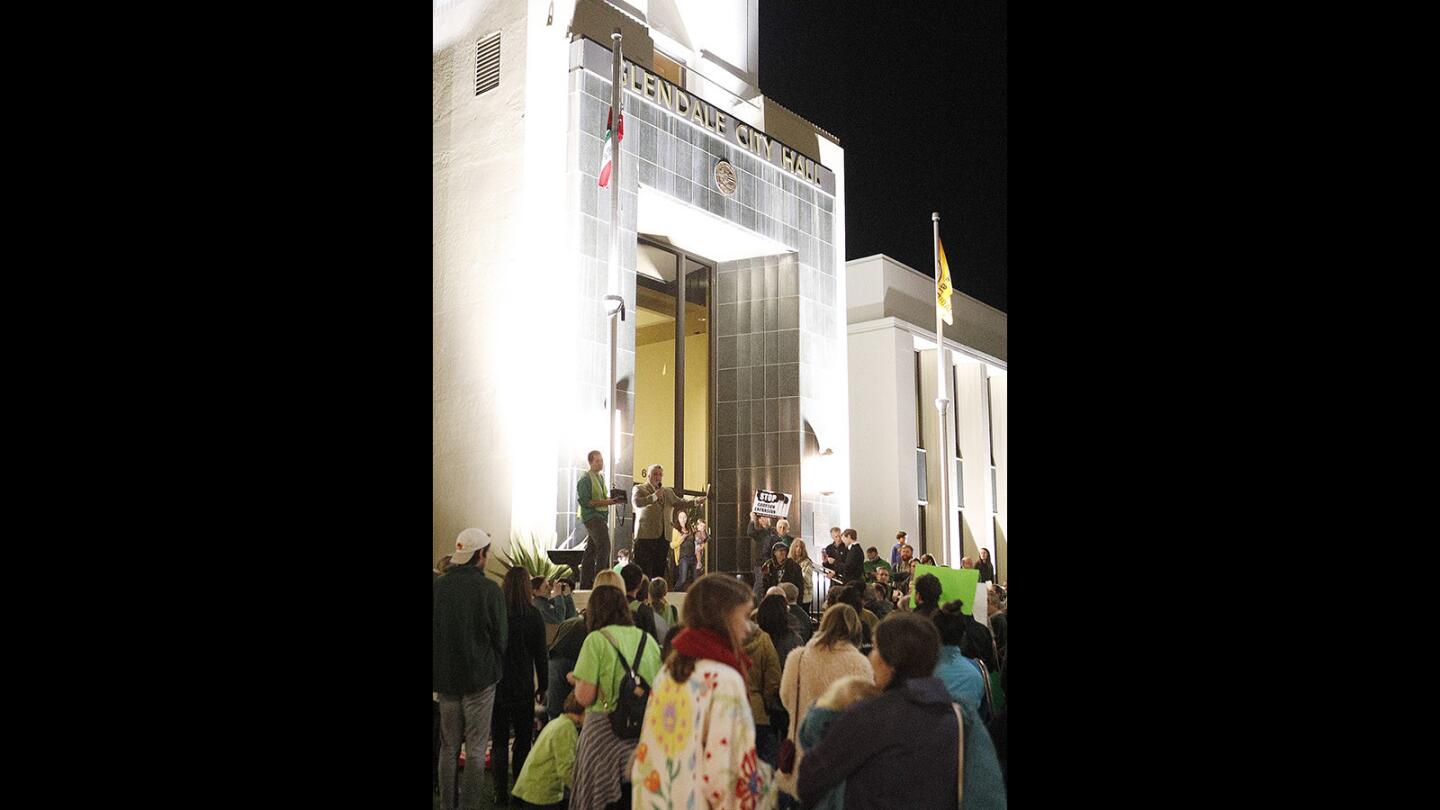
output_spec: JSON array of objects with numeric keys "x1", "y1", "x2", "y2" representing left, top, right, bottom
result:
[
  {"x1": 790, "y1": 649, "x2": 804, "y2": 736},
  {"x1": 952, "y1": 702, "x2": 966, "y2": 806},
  {"x1": 971, "y1": 657, "x2": 993, "y2": 717},
  {"x1": 631, "y1": 630, "x2": 650, "y2": 677},
  {"x1": 598, "y1": 628, "x2": 637, "y2": 680}
]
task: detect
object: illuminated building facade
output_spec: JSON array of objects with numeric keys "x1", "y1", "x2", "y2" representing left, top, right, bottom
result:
[{"x1": 434, "y1": 0, "x2": 850, "y2": 574}]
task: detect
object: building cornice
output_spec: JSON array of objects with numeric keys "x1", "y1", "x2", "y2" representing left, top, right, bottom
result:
[{"x1": 848, "y1": 317, "x2": 1007, "y2": 371}]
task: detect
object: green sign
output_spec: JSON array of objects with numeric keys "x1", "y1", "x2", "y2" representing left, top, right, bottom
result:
[{"x1": 908, "y1": 564, "x2": 980, "y2": 613}]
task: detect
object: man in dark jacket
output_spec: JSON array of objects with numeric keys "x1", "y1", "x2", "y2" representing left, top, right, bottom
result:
[
  {"x1": 839, "y1": 529, "x2": 866, "y2": 584},
  {"x1": 434, "y1": 528, "x2": 508, "y2": 810}
]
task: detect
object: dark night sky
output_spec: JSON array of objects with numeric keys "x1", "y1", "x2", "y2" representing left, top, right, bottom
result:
[{"x1": 758, "y1": 2, "x2": 1007, "y2": 313}]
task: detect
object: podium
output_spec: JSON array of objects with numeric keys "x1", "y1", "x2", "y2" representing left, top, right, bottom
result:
[{"x1": 547, "y1": 548, "x2": 584, "y2": 577}]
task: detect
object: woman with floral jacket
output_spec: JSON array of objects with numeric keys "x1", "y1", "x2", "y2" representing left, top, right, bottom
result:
[{"x1": 631, "y1": 573, "x2": 777, "y2": 809}]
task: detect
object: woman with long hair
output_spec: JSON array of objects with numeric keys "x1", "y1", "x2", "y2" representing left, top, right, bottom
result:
[
  {"x1": 976, "y1": 547, "x2": 995, "y2": 583},
  {"x1": 569, "y1": 584, "x2": 661, "y2": 809},
  {"x1": 758, "y1": 594, "x2": 802, "y2": 675},
  {"x1": 631, "y1": 574, "x2": 777, "y2": 809},
  {"x1": 775, "y1": 605, "x2": 873, "y2": 803},
  {"x1": 491, "y1": 567, "x2": 549, "y2": 805},
  {"x1": 798, "y1": 612, "x2": 1007, "y2": 809},
  {"x1": 670, "y1": 510, "x2": 700, "y2": 592},
  {"x1": 788, "y1": 538, "x2": 816, "y2": 608}
]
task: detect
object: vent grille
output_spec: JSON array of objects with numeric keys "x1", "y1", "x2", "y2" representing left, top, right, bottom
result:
[{"x1": 475, "y1": 33, "x2": 500, "y2": 96}]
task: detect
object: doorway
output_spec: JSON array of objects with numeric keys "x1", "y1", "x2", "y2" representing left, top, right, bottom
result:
[{"x1": 634, "y1": 236, "x2": 714, "y2": 572}]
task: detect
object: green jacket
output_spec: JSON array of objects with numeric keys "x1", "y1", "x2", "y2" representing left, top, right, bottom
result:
[
  {"x1": 433, "y1": 566, "x2": 508, "y2": 695},
  {"x1": 577, "y1": 471, "x2": 608, "y2": 524}
]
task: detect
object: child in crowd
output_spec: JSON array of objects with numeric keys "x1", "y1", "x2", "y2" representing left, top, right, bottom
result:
[
  {"x1": 795, "y1": 676, "x2": 882, "y2": 810},
  {"x1": 510, "y1": 691, "x2": 585, "y2": 810},
  {"x1": 612, "y1": 548, "x2": 632, "y2": 574},
  {"x1": 648, "y1": 577, "x2": 679, "y2": 639}
]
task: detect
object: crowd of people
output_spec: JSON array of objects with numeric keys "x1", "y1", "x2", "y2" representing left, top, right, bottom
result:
[
  {"x1": 435, "y1": 552, "x2": 1007, "y2": 808},
  {"x1": 433, "y1": 451, "x2": 1006, "y2": 809}
]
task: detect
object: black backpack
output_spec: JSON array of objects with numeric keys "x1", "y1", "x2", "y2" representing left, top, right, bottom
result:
[{"x1": 598, "y1": 629, "x2": 652, "y2": 739}]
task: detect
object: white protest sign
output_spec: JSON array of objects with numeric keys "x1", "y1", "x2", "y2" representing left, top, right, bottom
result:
[{"x1": 751, "y1": 489, "x2": 792, "y2": 518}]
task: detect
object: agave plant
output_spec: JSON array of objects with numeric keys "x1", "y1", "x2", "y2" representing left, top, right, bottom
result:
[{"x1": 487, "y1": 532, "x2": 575, "y2": 582}]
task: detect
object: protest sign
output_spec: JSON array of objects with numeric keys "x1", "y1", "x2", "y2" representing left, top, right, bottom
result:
[
  {"x1": 908, "y1": 564, "x2": 980, "y2": 612},
  {"x1": 751, "y1": 489, "x2": 791, "y2": 518}
]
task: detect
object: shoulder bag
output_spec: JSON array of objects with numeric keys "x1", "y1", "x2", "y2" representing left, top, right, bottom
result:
[{"x1": 777, "y1": 649, "x2": 804, "y2": 774}]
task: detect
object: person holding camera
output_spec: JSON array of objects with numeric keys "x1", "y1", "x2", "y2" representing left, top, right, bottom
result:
[
  {"x1": 577, "y1": 450, "x2": 625, "y2": 589},
  {"x1": 632, "y1": 463, "x2": 705, "y2": 580}
]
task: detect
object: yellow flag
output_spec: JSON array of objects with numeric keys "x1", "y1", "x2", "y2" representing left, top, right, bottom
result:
[{"x1": 937, "y1": 236, "x2": 954, "y2": 325}]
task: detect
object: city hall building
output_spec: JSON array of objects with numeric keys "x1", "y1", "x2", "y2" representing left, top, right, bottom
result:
[
  {"x1": 434, "y1": 0, "x2": 852, "y2": 574},
  {"x1": 846, "y1": 255, "x2": 1008, "y2": 582}
]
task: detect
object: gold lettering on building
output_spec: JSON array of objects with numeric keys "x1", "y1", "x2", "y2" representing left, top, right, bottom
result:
[{"x1": 613, "y1": 58, "x2": 828, "y2": 190}]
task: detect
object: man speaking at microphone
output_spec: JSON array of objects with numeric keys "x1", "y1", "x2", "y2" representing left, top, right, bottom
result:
[{"x1": 631, "y1": 464, "x2": 705, "y2": 580}]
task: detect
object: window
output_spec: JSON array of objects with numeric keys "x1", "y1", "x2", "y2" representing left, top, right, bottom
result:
[
  {"x1": 985, "y1": 374, "x2": 997, "y2": 513},
  {"x1": 916, "y1": 448, "x2": 929, "y2": 503}
]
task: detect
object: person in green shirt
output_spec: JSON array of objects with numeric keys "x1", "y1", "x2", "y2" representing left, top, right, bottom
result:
[
  {"x1": 577, "y1": 450, "x2": 624, "y2": 589},
  {"x1": 862, "y1": 546, "x2": 892, "y2": 582},
  {"x1": 510, "y1": 691, "x2": 585, "y2": 810},
  {"x1": 567, "y1": 586, "x2": 663, "y2": 809}
]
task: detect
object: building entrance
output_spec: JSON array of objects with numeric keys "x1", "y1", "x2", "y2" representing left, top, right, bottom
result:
[{"x1": 634, "y1": 236, "x2": 714, "y2": 576}]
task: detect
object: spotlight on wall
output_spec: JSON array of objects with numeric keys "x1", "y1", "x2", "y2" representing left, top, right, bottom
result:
[{"x1": 817, "y1": 448, "x2": 836, "y2": 496}]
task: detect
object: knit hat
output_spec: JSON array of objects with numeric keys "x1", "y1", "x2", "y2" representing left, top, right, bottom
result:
[{"x1": 451, "y1": 528, "x2": 492, "y2": 565}]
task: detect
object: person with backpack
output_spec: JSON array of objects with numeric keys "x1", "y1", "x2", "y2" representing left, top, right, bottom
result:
[
  {"x1": 631, "y1": 574, "x2": 777, "y2": 810},
  {"x1": 567, "y1": 584, "x2": 662, "y2": 809}
]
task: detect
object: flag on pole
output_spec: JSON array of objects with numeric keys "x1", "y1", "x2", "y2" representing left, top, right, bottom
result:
[
  {"x1": 597, "y1": 106, "x2": 624, "y2": 188},
  {"x1": 936, "y1": 236, "x2": 954, "y2": 325}
]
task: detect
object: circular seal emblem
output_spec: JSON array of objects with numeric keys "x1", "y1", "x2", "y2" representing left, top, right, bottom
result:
[{"x1": 714, "y1": 160, "x2": 737, "y2": 196}]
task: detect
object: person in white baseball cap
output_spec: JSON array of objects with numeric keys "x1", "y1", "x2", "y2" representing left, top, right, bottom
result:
[
  {"x1": 435, "y1": 527, "x2": 508, "y2": 810},
  {"x1": 450, "y1": 527, "x2": 493, "y2": 566}
]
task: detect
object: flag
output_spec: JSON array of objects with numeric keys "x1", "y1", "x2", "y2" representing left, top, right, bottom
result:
[
  {"x1": 597, "y1": 106, "x2": 624, "y2": 188},
  {"x1": 937, "y1": 236, "x2": 954, "y2": 325}
]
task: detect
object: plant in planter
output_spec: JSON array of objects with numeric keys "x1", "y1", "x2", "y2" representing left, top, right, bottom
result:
[{"x1": 486, "y1": 532, "x2": 575, "y2": 583}]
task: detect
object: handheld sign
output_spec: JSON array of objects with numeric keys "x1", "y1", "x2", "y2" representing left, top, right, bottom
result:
[
  {"x1": 908, "y1": 564, "x2": 980, "y2": 612},
  {"x1": 751, "y1": 489, "x2": 791, "y2": 519}
]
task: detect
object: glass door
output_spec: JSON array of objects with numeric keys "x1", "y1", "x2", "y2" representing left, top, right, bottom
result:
[{"x1": 635, "y1": 237, "x2": 714, "y2": 568}]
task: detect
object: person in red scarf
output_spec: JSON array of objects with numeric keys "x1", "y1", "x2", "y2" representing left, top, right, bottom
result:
[{"x1": 631, "y1": 574, "x2": 778, "y2": 809}]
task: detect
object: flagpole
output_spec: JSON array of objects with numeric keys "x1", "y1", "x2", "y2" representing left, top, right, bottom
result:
[
  {"x1": 606, "y1": 29, "x2": 623, "y2": 542},
  {"x1": 933, "y1": 212, "x2": 953, "y2": 565}
]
